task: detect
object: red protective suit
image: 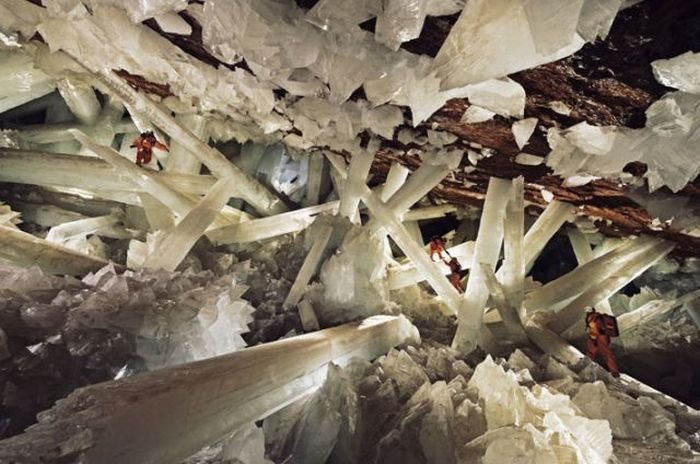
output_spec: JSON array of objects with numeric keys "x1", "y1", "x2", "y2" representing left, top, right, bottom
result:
[
  {"x1": 131, "y1": 132, "x2": 169, "y2": 166},
  {"x1": 429, "y1": 236, "x2": 447, "y2": 262},
  {"x1": 446, "y1": 257, "x2": 464, "y2": 293},
  {"x1": 586, "y1": 310, "x2": 620, "y2": 376}
]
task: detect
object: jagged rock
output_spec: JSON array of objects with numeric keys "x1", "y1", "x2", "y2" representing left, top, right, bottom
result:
[
  {"x1": 573, "y1": 381, "x2": 682, "y2": 443},
  {"x1": 381, "y1": 349, "x2": 431, "y2": 401}
]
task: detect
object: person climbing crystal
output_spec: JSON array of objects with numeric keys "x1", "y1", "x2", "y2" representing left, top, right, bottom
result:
[
  {"x1": 131, "y1": 131, "x2": 169, "y2": 167},
  {"x1": 428, "y1": 235, "x2": 448, "y2": 262},
  {"x1": 445, "y1": 256, "x2": 464, "y2": 293},
  {"x1": 585, "y1": 308, "x2": 620, "y2": 376}
]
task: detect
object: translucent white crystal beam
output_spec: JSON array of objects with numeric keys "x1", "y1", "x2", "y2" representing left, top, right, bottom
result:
[
  {"x1": 56, "y1": 77, "x2": 101, "y2": 125},
  {"x1": 403, "y1": 204, "x2": 457, "y2": 221},
  {"x1": 339, "y1": 150, "x2": 374, "y2": 223},
  {"x1": 82, "y1": 96, "x2": 125, "y2": 151},
  {"x1": 524, "y1": 312, "x2": 586, "y2": 366},
  {"x1": 165, "y1": 114, "x2": 205, "y2": 174},
  {"x1": 501, "y1": 176, "x2": 525, "y2": 315},
  {"x1": 70, "y1": 132, "x2": 247, "y2": 226},
  {"x1": 522, "y1": 200, "x2": 577, "y2": 272},
  {"x1": 10, "y1": 119, "x2": 135, "y2": 145},
  {"x1": 208, "y1": 201, "x2": 340, "y2": 245},
  {"x1": 0, "y1": 148, "x2": 218, "y2": 195},
  {"x1": 143, "y1": 178, "x2": 238, "y2": 271},
  {"x1": 81, "y1": 64, "x2": 286, "y2": 215},
  {"x1": 13, "y1": 202, "x2": 85, "y2": 228},
  {"x1": 367, "y1": 161, "x2": 452, "y2": 234},
  {"x1": 46, "y1": 214, "x2": 121, "y2": 243},
  {"x1": 591, "y1": 237, "x2": 623, "y2": 259},
  {"x1": 386, "y1": 162, "x2": 452, "y2": 217},
  {"x1": 405, "y1": 220, "x2": 424, "y2": 245},
  {"x1": 0, "y1": 224, "x2": 113, "y2": 276},
  {"x1": 72, "y1": 130, "x2": 200, "y2": 218},
  {"x1": 548, "y1": 239, "x2": 674, "y2": 333},
  {"x1": 0, "y1": 315, "x2": 417, "y2": 464},
  {"x1": 297, "y1": 299, "x2": 320, "y2": 332},
  {"x1": 326, "y1": 153, "x2": 463, "y2": 313},
  {"x1": 618, "y1": 289, "x2": 700, "y2": 332},
  {"x1": 283, "y1": 224, "x2": 334, "y2": 309},
  {"x1": 138, "y1": 193, "x2": 175, "y2": 231},
  {"x1": 480, "y1": 263, "x2": 526, "y2": 338},
  {"x1": 302, "y1": 153, "x2": 326, "y2": 207},
  {"x1": 524, "y1": 236, "x2": 661, "y2": 313},
  {"x1": 567, "y1": 227, "x2": 613, "y2": 314},
  {"x1": 388, "y1": 240, "x2": 474, "y2": 290},
  {"x1": 380, "y1": 163, "x2": 411, "y2": 202},
  {"x1": 452, "y1": 177, "x2": 511, "y2": 352}
]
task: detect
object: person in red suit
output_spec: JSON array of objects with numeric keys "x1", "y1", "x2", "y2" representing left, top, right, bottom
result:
[
  {"x1": 429, "y1": 235, "x2": 448, "y2": 262},
  {"x1": 585, "y1": 308, "x2": 620, "y2": 376},
  {"x1": 130, "y1": 131, "x2": 169, "y2": 166},
  {"x1": 445, "y1": 257, "x2": 464, "y2": 293}
]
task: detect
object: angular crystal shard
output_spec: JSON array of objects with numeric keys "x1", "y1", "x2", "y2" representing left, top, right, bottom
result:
[
  {"x1": 511, "y1": 118, "x2": 538, "y2": 150},
  {"x1": 523, "y1": 0, "x2": 584, "y2": 55},
  {"x1": 652, "y1": 51, "x2": 700, "y2": 95},
  {"x1": 375, "y1": 0, "x2": 428, "y2": 51},
  {"x1": 433, "y1": 0, "x2": 585, "y2": 89}
]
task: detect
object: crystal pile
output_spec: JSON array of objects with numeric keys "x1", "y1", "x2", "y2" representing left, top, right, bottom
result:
[
  {"x1": 0, "y1": 261, "x2": 255, "y2": 438},
  {"x1": 546, "y1": 92, "x2": 700, "y2": 192},
  {"x1": 0, "y1": 314, "x2": 418, "y2": 463},
  {"x1": 263, "y1": 343, "x2": 699, "y2": 463}
]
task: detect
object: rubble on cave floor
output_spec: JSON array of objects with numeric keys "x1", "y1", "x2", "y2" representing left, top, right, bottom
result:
[{"x1": 261, "y1": 343, "x2": 700, "y2": 464}]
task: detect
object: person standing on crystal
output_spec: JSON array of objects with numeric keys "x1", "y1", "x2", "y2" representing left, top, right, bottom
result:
[
  {"x1": 429, "y1": 235, "x2": 449, "y2": 262},
  {"x1": 445, "y1": 256, "x2": 464, "y2": 293},
  {"x1": 131, "y1": 131, "x2": 169, "y2": 167},
  {"x1": 585, "y1": 308, "x2": 620, "y2": 376}
]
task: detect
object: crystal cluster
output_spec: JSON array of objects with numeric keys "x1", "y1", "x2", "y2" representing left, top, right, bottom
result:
[
  {"x1": 652, "y1": 51, "x2": 700, "y2": 95},
  {"x1": 264, "y1": 344, "x2": 698, "y2": 463},
  {"x1": 0, "y1": 261, "x2": 254, "y2": 438},
  {"x1": 0, "y1": 315, "x2": 418, "y2": 463},
  {"x1": 546, "y1": 92, "x2": 700, "y2": 192},
  {"x1": 432, "y1": 0, "x2": 621, "y2": 89}
]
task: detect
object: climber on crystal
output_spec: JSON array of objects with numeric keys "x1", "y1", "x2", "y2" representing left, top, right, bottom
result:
[
  {"x1": 445, "y1": 256, "x2": 464, "y2": 293},
  {"x1": 131, "y1": 131, "x2": 169, "y2": 167},
  {"x1": 429, "y1": 235, "x2": 449, "y2": 262},
  {"x1": 585, "y1": 308, "x2": 620, "y2": 376}
]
